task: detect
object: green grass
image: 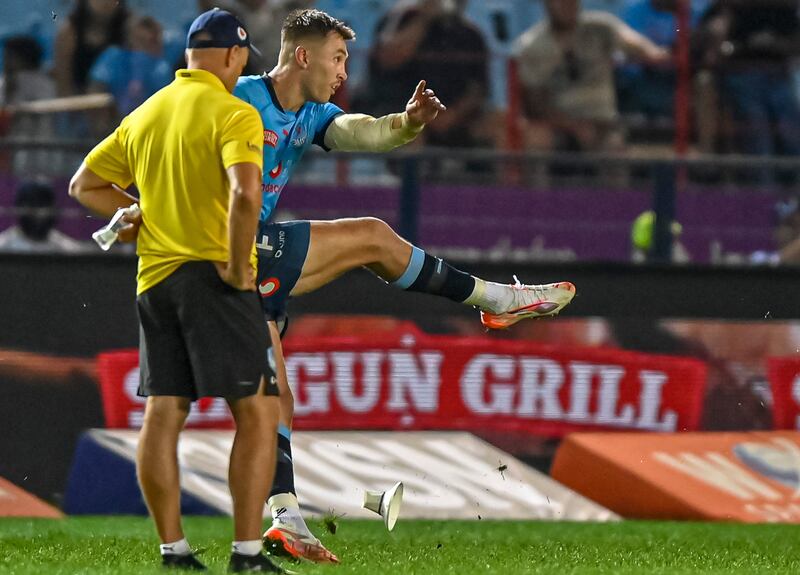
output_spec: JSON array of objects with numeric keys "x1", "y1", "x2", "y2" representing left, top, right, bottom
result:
[{"x1": 1, "y1": 517, "x2": 800, "y2": 574}]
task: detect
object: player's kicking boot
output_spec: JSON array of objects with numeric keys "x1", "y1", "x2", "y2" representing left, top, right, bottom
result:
[
  {"x1": 263, "y1": 493, "x2": 339, "y2": 564},
  {"x1": 478, "y1": 277, "x2": 576, "y2": 329},
  {"x1": 378, "y1": 247, "x2": 575, "y2": 331}
]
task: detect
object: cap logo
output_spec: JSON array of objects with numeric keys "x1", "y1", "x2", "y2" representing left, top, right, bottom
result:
[{"x1": 237, "y1": 26, "x2": 247, "y2": 41}]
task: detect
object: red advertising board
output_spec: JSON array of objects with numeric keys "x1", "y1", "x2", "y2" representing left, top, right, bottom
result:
[
  {"x1": 768, "y1": 357, "x2": 800, "y2": 429},
  {"x1": 97, "y1": 327, "x2": 707, "y2": 435}
]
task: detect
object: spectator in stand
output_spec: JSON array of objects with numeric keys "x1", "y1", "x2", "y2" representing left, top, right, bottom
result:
[
  {"x1": 0, "y1": 36, "x2": 57, "y2": 175},
  {"x1": 619, "y1": 0, "x2": 707, "y2": 122},
  {"x1": 513, "y1": 0, "x2": 669, "y2": 157},
  {"x1": 695, "y1": 0, "x2": 800, "y2": 175},
  {"x1": 0, "y1": 181, "x2": 84, "y2": 253},
  {"x1": 88, "y1": 15, "x2": 172, "y2": 118},
  {"x1": 54, "y1": 0, "x2": 131, "y2": 97},
  {"x1": 355, "y1": 0, "x2": 490, "y2": 150},
  {"x1": 0, "y1": 36, "x2": 55, "y2": 107}
]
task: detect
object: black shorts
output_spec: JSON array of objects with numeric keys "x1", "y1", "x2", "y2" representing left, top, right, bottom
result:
[
  {"x1": 255, "y1": 220, "x2": 310, "y2": 324},
  {"x1": 137, "y1": 261, "x2": 279, "y2": 400}
]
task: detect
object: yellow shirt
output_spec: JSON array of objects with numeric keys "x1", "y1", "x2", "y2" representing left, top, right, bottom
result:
[{"x1": 85, "y1": 69, "x2": 264, "y2": 294}]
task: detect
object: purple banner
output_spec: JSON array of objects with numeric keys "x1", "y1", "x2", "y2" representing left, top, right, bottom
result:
[{"x1": 0, "y1": 175, "x2": 776, "y2": 263}]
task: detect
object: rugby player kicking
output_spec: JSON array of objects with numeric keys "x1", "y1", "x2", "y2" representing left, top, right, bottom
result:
[{"x1": 121, "y1": 7, "x2": 576, "y2": 565}]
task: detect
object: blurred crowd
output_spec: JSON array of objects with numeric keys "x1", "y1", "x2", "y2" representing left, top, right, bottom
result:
[
  {"x1": 1, "y1": 0, "x2": 800, "y2": 259},
  {"x1": 2, "y1": 0, "x2": 799, "y2": 155}
]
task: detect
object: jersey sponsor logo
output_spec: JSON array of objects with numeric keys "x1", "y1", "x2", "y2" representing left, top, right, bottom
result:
[
  {"x1": 275, "y1": 229, "x2": 286, "y2": 258},
  {"x1": 264, "y1": 129, "x2": 279, "y2": 148},
  {"x1": 291, "y1": 125, "x2": 307, "y2": 147},
  {"x1": 259, "y1": 277, "x2": 280, "y2": 297},
  {"x1": 269, "y1": 162, "x2": 283, "y2": 179},
  {"x1": 262, "y1": 183, "x2": 281, "y2": 194}
]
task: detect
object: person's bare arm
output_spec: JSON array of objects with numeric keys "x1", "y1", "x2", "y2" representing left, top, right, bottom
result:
[
  {"x1": 221, "y1": 161, "x2": 262, "y2": 290},
  {"x1": 617, "y1": 21, "x2": 671, "y2": 65},
  {"x1": 69, "y1": 163, "x2": 138, "y2": 217}
]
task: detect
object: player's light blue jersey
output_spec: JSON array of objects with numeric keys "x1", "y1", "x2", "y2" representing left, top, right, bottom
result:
[{"x1": 234, "y1": 75, "x2": 343, "y2": 222}]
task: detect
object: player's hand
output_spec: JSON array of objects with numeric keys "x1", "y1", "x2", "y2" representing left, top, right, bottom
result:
[
  {"x1": 215, "y1": 262, "x2": 256, "y2": 292},
  {"x1": 117, "y1": 204, "x2": 142, "y2": 243},
  {"x1": 406, "y1": 80, "x2": 446, "y2": 128}
]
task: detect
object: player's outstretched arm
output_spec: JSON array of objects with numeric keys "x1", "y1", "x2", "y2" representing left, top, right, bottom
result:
[{"x1": 322, "y1": 80, "x2": 446, "y2": 152}]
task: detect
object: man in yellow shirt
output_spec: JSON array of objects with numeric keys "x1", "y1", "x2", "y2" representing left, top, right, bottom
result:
[{"x1": 69, "y1": 9, "x2": 284, "y2": 573}]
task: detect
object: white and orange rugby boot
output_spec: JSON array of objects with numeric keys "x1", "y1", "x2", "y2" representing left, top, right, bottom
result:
[
  {"x1": 479, "y1": 276, "x2": 576, "y2": 329},
  {"x1": 263, "y1": 493, "x2": 339, "y2": 564},
  {"x1": 263, "y1": 525, "x2": 339, "y2": 564}
]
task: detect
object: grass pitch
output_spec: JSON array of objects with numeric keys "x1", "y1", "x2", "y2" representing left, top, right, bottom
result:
[{"x1": 1, "y1": 516, "x2": 800, "y2": 574}]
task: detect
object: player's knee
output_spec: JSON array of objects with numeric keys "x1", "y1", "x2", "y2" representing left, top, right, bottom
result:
[
  {"x1": 232, "y1": 397, "x2": 278, "y2": 438},
  {"x1": 355, "y1": 217, "x2": 394, "y2": 255},
  {"x1": 142, "y1": 397, "x2": 190, "y2": 430}
]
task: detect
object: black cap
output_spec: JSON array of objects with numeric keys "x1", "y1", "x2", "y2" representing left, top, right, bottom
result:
[{"x1": 186, "y1": 8, "x2": 261, "y2": 57}]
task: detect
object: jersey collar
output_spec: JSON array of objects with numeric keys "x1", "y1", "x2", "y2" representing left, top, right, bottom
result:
[
  {"x1": 262, "y1": 74, "x2": 308, "y2": 115},
  {"x1": 175, "y1": 69, "x2": 227, "y2": 92},
  {"x1": 262, "y1": 74, "x2": 285, "y2": 113}
]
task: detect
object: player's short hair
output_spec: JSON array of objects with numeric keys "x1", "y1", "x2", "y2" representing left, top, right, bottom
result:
[{"x1": 282, "y1": 9, "x2": 356, "y2": 44}]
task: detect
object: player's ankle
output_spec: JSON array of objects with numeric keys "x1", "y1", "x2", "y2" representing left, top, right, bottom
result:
[
  {"x1": 269, "y1": 492, "x2": 313, "y2": 536},
  {"x1": 464, "y1": 278, "x2": 514, "y2": 313}
]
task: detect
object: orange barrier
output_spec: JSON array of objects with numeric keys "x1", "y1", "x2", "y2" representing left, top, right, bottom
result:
[
  {"x1": 552, "y1": 431, "x2": 800, "y2": 523},
  {"x1": 0, "y1": 476, "x2": 62, "y2": 518}
]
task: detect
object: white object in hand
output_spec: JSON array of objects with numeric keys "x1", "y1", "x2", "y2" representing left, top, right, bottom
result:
[{"x1": 92, "y1": 204, "x2": 140, "y2": 251}]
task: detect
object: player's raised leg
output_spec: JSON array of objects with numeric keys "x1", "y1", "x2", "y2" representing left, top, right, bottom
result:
[
  {"x1": 293, "y1": 217, "x2": 576, "y2": 329},
  {"x1": 262, "y1": 322, "x2": 339, "y2": 564}
]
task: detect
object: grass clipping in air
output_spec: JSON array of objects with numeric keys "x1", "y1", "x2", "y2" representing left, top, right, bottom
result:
[{"x1": 2, "y1": 516, "x2": 800, "y2": 574}]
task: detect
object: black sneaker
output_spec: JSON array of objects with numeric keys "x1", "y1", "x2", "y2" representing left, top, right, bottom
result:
[
  {"x1": 162, "y1": 553, "x2": 207, "y2": 570},
  {"x1": 228, "y1": 552, "x2": 286, "y2": 573}
]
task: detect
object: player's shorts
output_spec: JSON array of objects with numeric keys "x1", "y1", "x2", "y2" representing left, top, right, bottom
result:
[
  {"x1": 255, "y1": 220, "x2": 310, "y2": 324},
  {"x1": 137, "y1": 260, "x2": 279, "y2": 400}
]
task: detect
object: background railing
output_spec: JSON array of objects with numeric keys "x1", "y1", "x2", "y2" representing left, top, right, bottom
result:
[{"x1": 2, "y1": 132, "x2": 796, "y2": 267}]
